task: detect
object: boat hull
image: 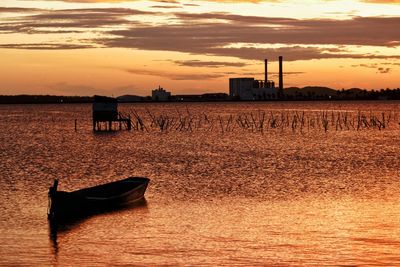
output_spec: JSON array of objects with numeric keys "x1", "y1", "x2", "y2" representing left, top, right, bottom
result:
[{"x1": 48, "y1": 177, "x2": 149, "y2": 220}]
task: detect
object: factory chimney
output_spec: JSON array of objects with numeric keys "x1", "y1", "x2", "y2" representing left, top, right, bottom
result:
[
  {"x1": 264, "y1": 59, "x2": 268, "y2": 85},
  {"x1": 279, "y1": 56, "x2": 283, "y2": 95}
]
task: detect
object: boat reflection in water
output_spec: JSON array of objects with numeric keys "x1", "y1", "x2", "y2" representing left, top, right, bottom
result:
[{"x1": 49, "y1": 198, "x2": 149, "y2": 261}]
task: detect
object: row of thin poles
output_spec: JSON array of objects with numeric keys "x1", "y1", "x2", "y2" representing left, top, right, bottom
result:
[{"x1": 120, "y1": 109, "x2": 399, "y2": 134}]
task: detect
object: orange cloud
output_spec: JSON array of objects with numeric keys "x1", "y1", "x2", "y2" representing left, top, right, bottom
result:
[
  {"x1": 42, "y1": 0, "x2": 400, "y2": 2},
  {"x1": 46, "y1": 0, "x2": 277, "y2": 2},
  {"x1": 123, "y1": 68, "x2": 225, "y2": 80},
  {"x1": 361, "y1": 0, "x2": 400, "y2": 3}
]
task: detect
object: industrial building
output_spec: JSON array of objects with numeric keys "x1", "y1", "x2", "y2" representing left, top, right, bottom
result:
[{"x1": 229, "y1": 56, "x2": 284, "y2": 100}]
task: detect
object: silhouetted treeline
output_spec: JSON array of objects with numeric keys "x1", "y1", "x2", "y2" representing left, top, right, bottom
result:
[
  {"x1": 283, "y1": 87, "x2": 400, "y2": 101},
  {"x1": 174, "y1": 93, "x2": 229, "y2": 102},
  {"x1": 118, "y1": 93, "x2": 229, "y2": 102}
]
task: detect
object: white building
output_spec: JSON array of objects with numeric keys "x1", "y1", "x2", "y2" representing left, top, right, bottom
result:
[{"x1": 152, "y1": 86, "x2": 171, "y2": 101}]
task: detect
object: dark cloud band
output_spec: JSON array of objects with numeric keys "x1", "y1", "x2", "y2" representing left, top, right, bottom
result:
[{"x1": 0, "y1": 7, "x2": 399, "y2": 62}]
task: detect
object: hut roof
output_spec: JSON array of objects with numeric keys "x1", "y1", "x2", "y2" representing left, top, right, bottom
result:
[{"x1": 94, "y1": 95, "x2": 117, "y2": 103}]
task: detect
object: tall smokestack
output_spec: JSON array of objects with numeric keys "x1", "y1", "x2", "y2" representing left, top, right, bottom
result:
[
  {"x1": 279, "y1": 56, "x2": 283, "y2": 93},
  {"x1": 264, "y1": 59, "x2": 268, "y2": 84}
]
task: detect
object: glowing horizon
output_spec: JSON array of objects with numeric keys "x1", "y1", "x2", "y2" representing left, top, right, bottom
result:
[{"x1": 0, "y1": 0, "x2": 399, "y2": 96}]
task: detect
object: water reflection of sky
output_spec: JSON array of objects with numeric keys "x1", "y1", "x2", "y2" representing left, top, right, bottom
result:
[{"x1": 0, "y1": 102, "x2": 399, "y2": 265}]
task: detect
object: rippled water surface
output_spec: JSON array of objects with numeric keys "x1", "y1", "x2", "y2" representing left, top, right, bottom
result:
[{"x1": 0, "y1": 102, "x2": 399, "y2": 266}]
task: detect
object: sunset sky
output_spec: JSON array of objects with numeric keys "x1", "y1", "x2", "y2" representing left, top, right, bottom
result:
[{"x1": 0, "y1": 0, "x2": 399, "y2": 96}]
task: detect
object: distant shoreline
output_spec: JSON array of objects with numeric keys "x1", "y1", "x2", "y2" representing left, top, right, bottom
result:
[{"x1": 1, "y1": 87, "x2": 399, "y2": 104}]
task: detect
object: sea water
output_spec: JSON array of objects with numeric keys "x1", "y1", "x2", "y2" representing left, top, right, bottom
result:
[{"x1": 0, "y1": 101, "x2": 399, "y2": 266}]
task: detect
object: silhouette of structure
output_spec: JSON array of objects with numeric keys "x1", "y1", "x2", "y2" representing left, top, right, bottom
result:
[
  {"x1": 279, "y1": 56, "x2": 284, "y2": 98},
  {"x1": 92, "y1": 95, "x2": 131, "y2": 131},
  {"x1": 229, "y1": 57, "x2": 283, "y2": 100}
]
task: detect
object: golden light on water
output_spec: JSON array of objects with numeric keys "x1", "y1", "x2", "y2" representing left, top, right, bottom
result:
[
  {"x1": 0, "y1": 0, "x2": 399, "y2": 95},
  {"x1": 1, "y1": 102, "x2": 400, "y2": 265}
]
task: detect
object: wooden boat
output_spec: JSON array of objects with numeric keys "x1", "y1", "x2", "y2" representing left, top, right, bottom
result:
[{"x1": 47, "y1": 177, "x2": 149, "y2": 220}]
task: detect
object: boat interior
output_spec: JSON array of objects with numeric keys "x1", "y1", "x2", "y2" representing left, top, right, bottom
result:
[{"x1": 72, "y1": 177, "x2": 149, "y2": 198}]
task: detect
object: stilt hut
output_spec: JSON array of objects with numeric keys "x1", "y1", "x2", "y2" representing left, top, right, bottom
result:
[{"x1": 92, "y1": 95, "x2": 131, "y2": 131}]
